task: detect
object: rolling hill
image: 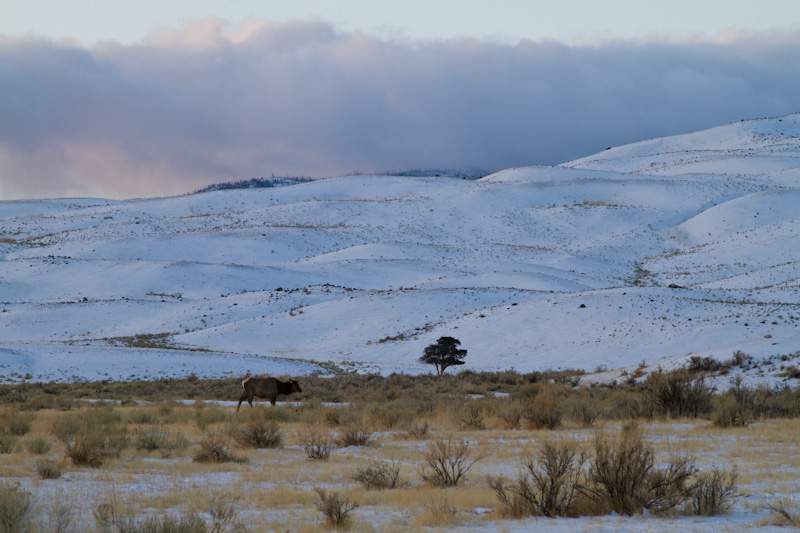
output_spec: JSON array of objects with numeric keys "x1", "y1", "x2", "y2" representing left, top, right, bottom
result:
[{"x1": 1, "y1": 114, "x2": 799, "y2": 384}]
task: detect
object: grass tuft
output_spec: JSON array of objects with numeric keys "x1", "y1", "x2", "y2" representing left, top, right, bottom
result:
[{"x1": 24, "y1": 436, "x2": 52, "y2": 455}]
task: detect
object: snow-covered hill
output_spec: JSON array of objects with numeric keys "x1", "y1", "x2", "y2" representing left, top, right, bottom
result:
[{"x1": 2, "y1": 114, "x2": 799, "y2": 383}]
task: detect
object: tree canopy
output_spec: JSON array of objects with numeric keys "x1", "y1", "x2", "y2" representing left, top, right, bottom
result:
[{"x1": 418, "y1": 336, "x2": 467, "y2": 376}]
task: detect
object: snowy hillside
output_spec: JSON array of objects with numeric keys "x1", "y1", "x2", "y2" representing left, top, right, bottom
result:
[{"x1": 1, "y1": 114, "x2": 799, "y2": 383}]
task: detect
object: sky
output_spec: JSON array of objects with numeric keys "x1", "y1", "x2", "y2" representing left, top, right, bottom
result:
[{"x1": 1, "y1": 1, "x2": 800, "y2": 200}]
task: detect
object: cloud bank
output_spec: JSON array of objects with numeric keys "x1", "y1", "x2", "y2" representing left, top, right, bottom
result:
[{"x1": 1, "y1": 19, "x2": 800, "y2": 200}]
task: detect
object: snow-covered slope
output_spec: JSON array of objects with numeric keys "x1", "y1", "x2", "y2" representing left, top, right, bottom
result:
[
  {"x1": 565, "y1": 114, "x2": 800, "y2": 186},
  {"x1": 2, "y1": 114, "x2": 799, "y2": 383}
]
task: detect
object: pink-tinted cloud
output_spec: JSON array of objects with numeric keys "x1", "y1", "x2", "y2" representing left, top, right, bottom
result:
[{"x1": 1, "y1": 21, "x2": 799, "y2": 200}]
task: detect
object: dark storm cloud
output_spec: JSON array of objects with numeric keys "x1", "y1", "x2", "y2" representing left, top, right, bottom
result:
[{"x1": 1, "y1": 20, "x2": 799, "y2": 199}]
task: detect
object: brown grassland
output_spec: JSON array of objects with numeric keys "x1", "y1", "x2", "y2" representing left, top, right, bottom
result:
[{"x1": 1, "y1": 369, "x2": 799, "y2": 531}]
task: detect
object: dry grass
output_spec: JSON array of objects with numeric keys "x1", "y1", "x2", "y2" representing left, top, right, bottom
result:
[
  {"x1": 408, "y1": 494, "x2": 461, "y2": 528},
  {"x1": 0, "y1": 377, "x2": 798, "y2": 530}
]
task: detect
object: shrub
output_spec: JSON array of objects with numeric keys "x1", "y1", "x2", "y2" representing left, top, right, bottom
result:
[
  {"x1": 128, "y1": 409, "x2": 159, "y2": 425},
  {"x1": 488, "y1": 475, "x2": 534, "y2": 518},
  {"x1": 711, "y1": 396, "x2": 742, "y2": 428},
  {"x1": 0, "y1": 435, "x2": 18, "y2": 454},
  {"x1": 62, "y1": 430, "x2": 125, "y2": 467},
  {"x1": 514, "y1": 382, "x2": 540, "y2": 401},
  {"x1": 24, "y1": 436, "x2": 52, "y2": 455},
  {"x1": 47, "y1": 502, "x2": 75, "y2": 533},
  {"x1": 338, "y1": 426, "x2": 374, "y2": 447},
  {"x1": 134, "y1": 428, "x2": 190, "y2": 454},
  {"x1": 135, "y1": 428, "x2": 169, "y2": 451},
  {"x1": 37, "y1": 459, "x2": 64, "y2": 479},
  {"x1": 406, "y1": 421, "x2": 429, "y2": 439},
  {"x1": 768, "y1": 385, "x2": 800, "y2": 418},
  {"x1": 496, "y1": 402, "x2": 522, "y2": 430},
  {"x1": 489, "y1": 439, "x2": 585, "y2": 518},
  {"x1": 783, "y1": 365, "x2": 800, "y2": 379},
  {"x1": 685, "y1": 467, "x2": 738, "y2": 516},
  {"x1": 208, "y1": 493, "x2": 245, "y2": 533},
  {"x1": 729, "y1": 376, "x2": 771, "y2": 417},
  {"x1": 569, "y1": 399, "x2": 601, "y2": 427},
  {"x1": 713, "y1": 376, "x2": 772, "y2": 428},
  {"x1": 523, "y1": 387, "x2": 563, "y2": 429},
  {"x1": 51, "y1": 409, "x2": 127, "y2": 467},
  {"x1": 582, "y1": 426, "x2": 697, "y2": 515},
  {"x1": 418, "y1": 437, "x2": 486, "y2": 487},
  {"x1": 457, "y1": 404, "x2": 486, "y2": 430},
  {"x1": 95, "y1": 496, "x2": 207, "y2": 533},
  {"x1": 370, "y1": 405, "x2": 403, "y2": 430},
  {"x1": 353, "y1": 461, "x2": 405, "y2": 489},
  {"x1": 726, "y1": 350, "x2": 752, "y2": 369},
  {"x1": 6, "y1": 416, "x2": 32, "y2": 436},
  {"x1": 765, "y1": 497, "x2": 800, "y2": 527},
  {"x1": 63, "y1": 431, "x2": 121, "y2": 467},
  {"x1": 688, "y1": 356, "x2": 721, "y2": 373},
  {"x1": 301, "y1": 429, "x2": 335, "y2": 460},
  {"x1": 0, "y1": 483, "x2": 34, "y2": 533},
  {"x1": 236, "y1": 419, "x2": 283, "y2": 449},
  {"x1": 607, "y1": 388, "x2": 655, "y2": 420},
  {"x1": 139, "y1": 513, "x2": 207, "y2": 532},
  {"x1": 93, "y1": 500, "x2": 117, "y2": 532},
  {"x1": 645, "y1": 369, "x2": 714, "y2": 418},
  {"x1": 193, "y1": 433, "x2": 248, "y2": 464},
  {"x1": 315, "y1": 488, "x2": 357, "y2": 531}
]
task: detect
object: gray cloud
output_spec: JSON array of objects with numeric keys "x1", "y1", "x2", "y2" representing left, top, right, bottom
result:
[{"x1": 1, "y1": 21, "x2": 799, "y2": 199}]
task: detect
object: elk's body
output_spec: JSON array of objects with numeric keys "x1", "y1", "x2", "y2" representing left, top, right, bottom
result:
[{"x1": 237, "y1": 377, "x2": 302, "y2": 411}]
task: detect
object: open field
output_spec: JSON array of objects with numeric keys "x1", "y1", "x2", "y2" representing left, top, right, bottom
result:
[{"x1": 1, "y1": 372, "x2": 799, "y2": 532}]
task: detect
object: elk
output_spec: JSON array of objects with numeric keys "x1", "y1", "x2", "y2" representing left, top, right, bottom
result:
[{"x1": 236, "y1": 377, "x2": 302, "y2": 411}]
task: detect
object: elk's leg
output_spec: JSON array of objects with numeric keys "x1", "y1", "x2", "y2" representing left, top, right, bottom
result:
[{"x1": 237, "y1": 394, "x2": 245, "y2": 412}]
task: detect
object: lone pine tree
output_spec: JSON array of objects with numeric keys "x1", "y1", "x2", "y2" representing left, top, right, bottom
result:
[{"x1": 419, "y1": 336, "x2": 467, "y2": 376}]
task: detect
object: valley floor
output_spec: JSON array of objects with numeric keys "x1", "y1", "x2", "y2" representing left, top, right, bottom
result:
[{"x1": 1, "y1": 398, "x2": 799, "y2": 531}]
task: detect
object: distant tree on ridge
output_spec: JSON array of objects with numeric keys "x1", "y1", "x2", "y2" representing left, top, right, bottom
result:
[{"x1": 419, "y1": 336, "x2": 467, "y2": 376}]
